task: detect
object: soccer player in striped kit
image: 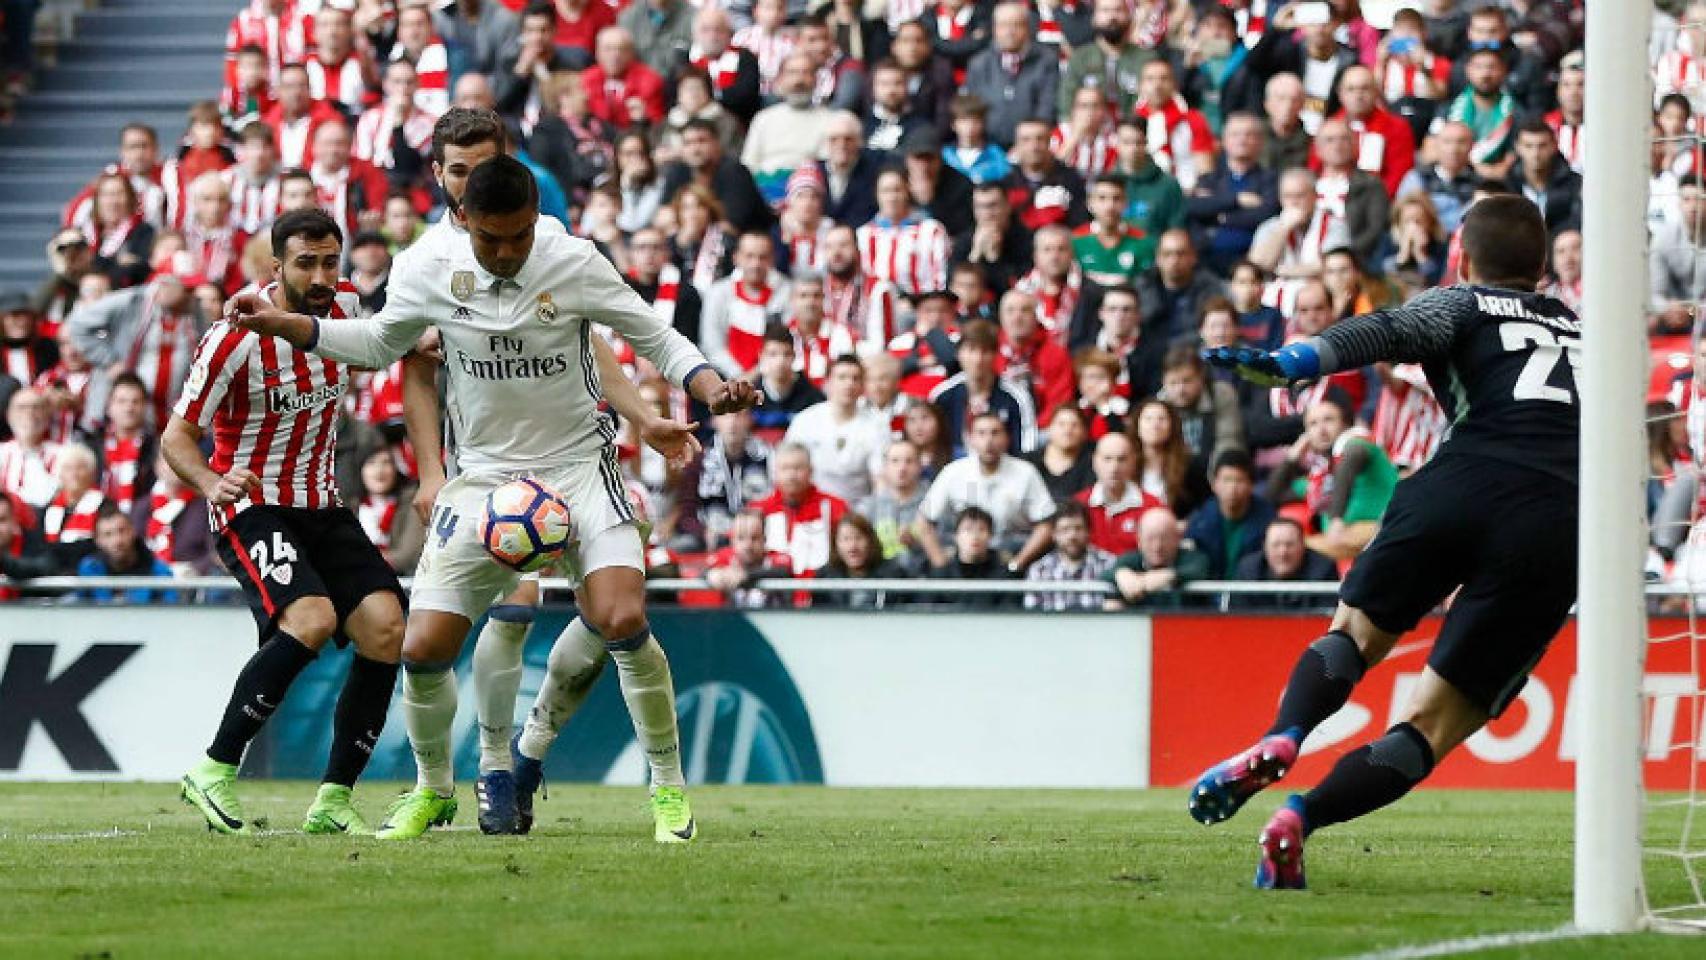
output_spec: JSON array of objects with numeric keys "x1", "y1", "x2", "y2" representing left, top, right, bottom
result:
[{"x1": 166, "y1": 209, "x2": 408, "y2": 836}]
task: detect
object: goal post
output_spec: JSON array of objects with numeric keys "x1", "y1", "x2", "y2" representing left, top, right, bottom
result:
[{"x1": 1575, "y1": 0, "x2": 1653, "y2": 934}]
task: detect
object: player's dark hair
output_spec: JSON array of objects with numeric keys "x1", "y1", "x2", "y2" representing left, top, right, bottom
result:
[
  {"x1": 737, "y1": 229, "x2": 773, "y2": 252},
  {"x1": 1052, "y1": 499, "x2": 1090, "y2": 526},
  {"x1": 271, "y1": 208, "x2": 344, "y2": 258},
  {"x1": 1211, "y1": 448, "x2": 1255, "y2": 481},
  {"x1": 431, "y1": 107, "x2": 509, "y2": 166},
  {"x1": 461, "y1": 154, "x2": 539, "y2": 217},
  {"x1": 1473, "y1": 178, "x2": 1514, "y2": 196},
  {"x1": 955, "y1": 505, "x2": 995, "y2": 532},
  {"x1": 1460, "y1": 195, "x2": 1549, "y2": 290}
]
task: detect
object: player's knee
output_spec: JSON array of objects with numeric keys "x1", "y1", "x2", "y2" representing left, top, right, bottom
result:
[
  {"x1": 362, "y1": 616, "x2": 405, "y2": 663},
  {"x1": 279, "y1": 597, "x2": 338, "y2": 648},
  {"x1": 583, "y1": 600, "x2": 646, "y2": 646}
]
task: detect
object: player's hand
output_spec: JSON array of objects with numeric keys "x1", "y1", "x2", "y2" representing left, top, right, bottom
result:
[
  {"x1": 639, "y1": 415, "x2": 703, "y2": 468},
  {"x1": 410, "y1": 327, "x2": 444, "y2": 363},
  {"x1": 413, "y1": 472, "x2": 445, "y2": 524},
  {"x1": 708, "y1": 378, "x2": 762, "y2": 414},
  {"x1": 1202, "y1": 346, "x2": 1290, "y2": 387},
  {"x1": 207, "y1": 467, "x2": 260, "y2": 507}
]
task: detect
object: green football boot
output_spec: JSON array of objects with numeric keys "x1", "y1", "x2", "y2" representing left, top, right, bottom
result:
[
  {"x1": 651, "y1": 785, "x2": 697, "y2": 843},
  {"x1": 374, "y1": 788, "x2": 457, "y2": 840},
  {"x1": 302, "y1": 783, "x2": 373, "y2": 835},
  {"x1": 180, "y1": 757, "x2": 249, "y2": 835}
]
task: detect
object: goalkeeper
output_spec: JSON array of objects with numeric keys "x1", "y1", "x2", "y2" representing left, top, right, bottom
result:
[{"x1": 1189, "y1": 196, "x2": 1581, "y2": 890}]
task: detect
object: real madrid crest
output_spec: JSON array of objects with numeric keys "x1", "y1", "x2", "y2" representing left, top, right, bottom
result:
[
  {"x1": 536, "y1": 292, "x2": 558, "y2": 324},
  {"x1": 451, "y1": 271, "x2": 476, "y2": 301}
]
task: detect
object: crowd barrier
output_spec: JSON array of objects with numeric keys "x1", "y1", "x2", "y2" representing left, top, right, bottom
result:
[{"x1": 1, "y1": 602, "x2": 1698, "y2": 789}]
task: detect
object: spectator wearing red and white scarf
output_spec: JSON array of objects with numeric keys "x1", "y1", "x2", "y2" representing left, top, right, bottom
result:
[
  {"x1": 777, "y1": 166, "x2": 833, "y2": 276},
  {"x1": 701, "y1": 232, "x2": 792, "y2": 376},
  {"x1": 262, "y1": 63, "x2": 345, "y2": 171},
  {"x1": 1655, "y1": 6, "x2": 1706, "y2": 109},
  {"x1": 223, "y1": 0, "x2": 311, "y2": 91},
  {"x1": 732, "y1": 0, "x2": 796, "y2": 96},
  {"x1": 137, "y1": 459, "x2": 211, "y2": 573},
  {"x1": 1330, "y1": 66, "x2": 1416, "y2": 198},
  {"x1": 822, "y1": 225, "x2": 899, "y2": 351},
  {"x1": 357, "y1": 447, "x2": 418, "y2": 571},
  {"x1": 305, "y1": 4, "x2": 373, "y2": 114},
  {"x1": 919, "y1": 0, "x2": 989, "y2": 87},
  {"x1": 0, "y1": 388, "x2": 62, "y2": 510},
  {"x1": 391, "y1": 4, "x2": 451, "y2": 117},
  {"x1": 308, "y1": 121, "x2": 391, "y2": 244},
  {"x1": 1132, "y1": 60, "x2": 1216, "y2": 192},
  {"x1": 784, "y1": 276, "x2": 857, "y2": 389},
  {"x1": 1053, "y1": 86, "x2": 1119, "y2": 178},
  {"x1": 685, "y1": 7, "x2": 762, "y2": 122},
  {"x1": 1013, "y1": 225, "x2": 1083, "y2": 345},
  {"x1": 995, "y1": 289, "x2": 1074, "y2": 423},
  {"x1": 856, "y1": 168, "x2": 949, "y2": 297},
  {"x1": 1546, "y1": 56, "x2": 1585, "y2": 174},
  {"x1": 181, "y1": 174, "x2": 251, "y2": 297},
  {"x1": 1250, "y1": 170, "x2": 1349, "y2": 311},
  {"x1": 888, "y1": 290, "x2": 960, "y2": 399},
  {"x1": 99, "y1": 374, "x2": 155, "y2": 513},
  {"x1": 223, "y1": 124, "x2": 285, "y2": 236},
  {"x1": 40, "y1": 443, "x2": 106, "y2": 545},
  {"x1": 355, "y1": 60, "x2": 437, "y2": 193},
  {"x1": 63, "y1": 125, "x2": 168, "y2": 236},
  {"x1": 33, "y1": 330, "x2": 93, "y2": 445}
]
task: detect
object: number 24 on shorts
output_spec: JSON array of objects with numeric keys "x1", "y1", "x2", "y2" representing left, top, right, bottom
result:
[{"x1": 249, "y1": 531, "x2": 299, "y2": 585}]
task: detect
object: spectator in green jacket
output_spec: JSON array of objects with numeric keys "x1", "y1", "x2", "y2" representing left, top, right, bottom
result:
[
  {"x1": 1104, "y1": 506, "x2": 1210, "y2": 609},
  {"x1": 1059, "y1": 0, "x2": 1157, "y2": 118},
  {"x1": 1113, "y1": 118, "x2": 1186, "y2": 241}
]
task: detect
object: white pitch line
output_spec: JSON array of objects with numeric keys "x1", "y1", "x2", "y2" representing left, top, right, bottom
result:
[{"x1": 1337, "y1": 926, "x2": 1598, "y2": 960}]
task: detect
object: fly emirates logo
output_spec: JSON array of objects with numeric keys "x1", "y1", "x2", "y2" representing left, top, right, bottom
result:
[{"x1": 455, "y1": 334, "x2": 569, "y2": 381}]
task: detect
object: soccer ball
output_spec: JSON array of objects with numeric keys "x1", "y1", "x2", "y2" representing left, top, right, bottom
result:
[{"x1": 480, "y1": 477, "x2": 572, "y2": 572}]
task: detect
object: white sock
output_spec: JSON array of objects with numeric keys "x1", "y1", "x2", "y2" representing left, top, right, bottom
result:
[
  {"x1": 608, "y1": 629, "x2": 685, "y2": 789},
  {"x1": 519, "y1": 616, "x2": 607, "y2": 760},
  {"x1": 401, "y1": 664, "x2": 458, "y2": 795},
  {"x1": 472, "y1": 607, "x2": 531, "y2": 773}
]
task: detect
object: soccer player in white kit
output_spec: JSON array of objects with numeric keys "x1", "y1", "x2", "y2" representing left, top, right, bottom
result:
[{"x1": 229, "y1": 155, "x2": 759, "y2": 841}]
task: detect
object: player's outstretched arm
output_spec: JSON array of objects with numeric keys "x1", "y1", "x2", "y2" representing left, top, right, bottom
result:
[
  {"x1": 1204, "y1": 286, "x2": 1472, "y2": 385},
  {"x1": 591, "y1": 336, "x2": 704, "y2": 468},
  {"x1": 225, "y1": 278, "x2": 428, "y2": 369}
]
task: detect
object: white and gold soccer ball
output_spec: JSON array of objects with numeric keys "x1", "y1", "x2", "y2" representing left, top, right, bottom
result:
[{"x1": 480, "y1": 477, "x2": 572, "y2": 572}]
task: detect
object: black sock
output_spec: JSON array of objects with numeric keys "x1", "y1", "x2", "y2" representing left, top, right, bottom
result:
[
  {"x1": 1300, "y1": 722, "x2": 1435, "y2": 835},
  {"x1": 323, "y1": 655, "x2": 401, "y2": 788},
  {"x1": 208, "y1": 631, "x2": 318, "y2": 766},
  {"x1": 1265, "y1": 631, "x2": 1367, "y2": 741}
]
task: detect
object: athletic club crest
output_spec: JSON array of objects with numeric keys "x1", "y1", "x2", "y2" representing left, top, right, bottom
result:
[
  {"x1": 536, "y1": 292, "x2": 558, "y2": 323},
  {"x1": 451, "y1": 271, "x2": 476, "y2": 301}
]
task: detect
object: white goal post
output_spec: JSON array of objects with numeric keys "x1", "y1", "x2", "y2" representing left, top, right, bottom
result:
[{"x1": 1576, "y1": 0, "x2": 1652, "y2": 934}]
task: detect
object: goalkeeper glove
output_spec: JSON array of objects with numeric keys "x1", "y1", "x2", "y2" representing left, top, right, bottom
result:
[{"x1": 1201, "y1": 344, "x2": 1322, "y2": 387}]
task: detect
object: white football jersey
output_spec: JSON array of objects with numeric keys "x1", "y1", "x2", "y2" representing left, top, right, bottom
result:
[{"x1": 313, "y1": 220, "x2": 709, "y2": 476}]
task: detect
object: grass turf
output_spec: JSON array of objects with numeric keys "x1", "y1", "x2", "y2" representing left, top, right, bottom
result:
[{"x1": 0, "y1": 784, "x2": 1700, "y2": 958}]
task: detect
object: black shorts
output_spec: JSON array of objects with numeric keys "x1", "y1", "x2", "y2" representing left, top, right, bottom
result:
[
  {"x1": 215, "y1": 504, "x2": 406, "y2": 646},
  {"x1": 1339, "y1": 453, "x2": 1578, "y2": 717}
]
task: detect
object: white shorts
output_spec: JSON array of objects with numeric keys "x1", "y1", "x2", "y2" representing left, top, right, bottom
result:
[{"x1": 411, "y1": 457, "x2": 644, "y2": 620}]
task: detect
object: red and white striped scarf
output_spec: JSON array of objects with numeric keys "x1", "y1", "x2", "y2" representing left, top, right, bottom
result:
[
  {"x1": 724, "y1": 280, "x2": 778, "y2": 372},
  {"x1": 123, "y1": 286, "x2": 194, "y2": 430},
  {"x1": 358, "y1": 494, "x2": 399, "y2": 549},
  {"x1": 223, "y1": 168, "x2": 282, "y2": 235},
  {"x1": 43, "y1": 487, "x2": 103, "y2": 543},
  {"x1": 935, "y1": 4, "x2": 974, "y2": 82},
  {"x1": 184, "y1": 220, "x2": 242, "y2": 292},
  {"x1": 1371, "y1": 364, "x2": 1445, "y2": 472},
  {"x1": 1303, "y1": 425, "x2": 1373, "y2": 520},
  {"x1": 145, "y1": 484, "x2": 195, "y2": 563},
  {"x1": 1015, "y1": 266, "x2": 1082, "y2": 344},
  {"x1": 1657, "y1": 49, "x2": 1706, "y2": 104},
  {"x1": 1135, "y1": 94, "x2": 1206, "y2": 188},
  {"x1": 91, "y1": 212, "x2": 143, "y2": 259},
  {"x1": 689, "y1": 226, "x2": 728, "y2": 292},
  {"x1": 1035, "y1": 1, "x2": 1077, "y2": 55},
  {"x1": 1233, "y1": 0, "x2": 1268, "y2": 47},
  {"x1": 824, "y1": 273, "x2": 897, "y2": 348},
  {"x1": 782, "y1": 218, "x2": 831, "y2": 274},
  {"x1": 2, "y1": 343, "x2": 41, "y2": 384},
  {"x1": 690, "y1": 46, "x2": 743, "y2": 90},
  {"x1": 1545, "y1": 110, "x2": 1584, "y2": 173},
  {"x1": 1315, "y1": 174, "x2": 1350, "y2": 219},
  {"x1": 643, "y1": 263, "x2": 682, "y2": 326},
  {"x1": 102, "y1": 432, "x2": 144, "y2": 512}
]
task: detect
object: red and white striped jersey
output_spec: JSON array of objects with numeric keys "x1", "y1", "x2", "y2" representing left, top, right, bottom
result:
[
  {"x1": 173, "y1": 281, "x2": 361, "y2": 530},
  {"x1": 1134, "y1": 95, "x2": 1215, "y2": 191},
  {"x1": 390, "y1": 42, "x2": 450, "y2": 118},
  {"x1": 182, "y1": 221, "x2": 252, "y2": 297},
  {"x1": 101, "y1": 431, "x2": 147, "y2": 512},
  {"x1": 0, "y1": 439, "x2": 61, "y2": 510},
  {"x1": 1050, "y1": 123, "x2": 1119, "y2": 178},
  {"x1": 1544, "y1": 110, "x2": 1584, "y2": 174},
  {"x1": 223, "y1": 168, "x2": 284, "y2": 235},
  {"x1": 824, "y1": 272, "x2": 898, "y2": 349},
  {"x1": 225, "y1": 1, "x2": 313, "y2": 88},
  {"x1": 856, "y1": 218, "x2": 949, "y2": 297},
  {"x1": 1370, "y1": 363, "x2": 1446, "y2": 472},
  {"x1": 354, "y1": 104, "x2": 436, "y2": 170},
  {"x1": 1379, "y1": 51, "x2": 1450, "y2": 103},
  {"x1": 731, "y1": 24, "x2": 795, "y2": 95},
  {"x1": 306, "y1": 53, "x2": 371, "y2": 114},
  {"x1": 1654, "y1": 48, "x2": 1706, "y2": 108}
]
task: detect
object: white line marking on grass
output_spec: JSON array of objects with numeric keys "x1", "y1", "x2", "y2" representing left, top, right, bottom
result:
[
  {"x1": 8, "y1": 828, "x2": 142, "y2": 841},
  {"x1": 1339, "y1": 926, "x2": 1600, "y2": 959}
]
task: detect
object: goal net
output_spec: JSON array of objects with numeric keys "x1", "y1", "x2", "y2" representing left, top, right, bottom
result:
[{"x1": 1633, "y1": 1, "x2": 1706, "y2": 935}]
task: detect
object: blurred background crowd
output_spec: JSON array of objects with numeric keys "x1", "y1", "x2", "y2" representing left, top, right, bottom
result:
[{"x1": 0, "y1": 0, "x2": 1664, "y2": 611}]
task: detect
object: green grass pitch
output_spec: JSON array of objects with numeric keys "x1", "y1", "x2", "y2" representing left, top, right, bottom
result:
[{"x1": 0, "y1": 784, "x2": 1700, "y2": 958}]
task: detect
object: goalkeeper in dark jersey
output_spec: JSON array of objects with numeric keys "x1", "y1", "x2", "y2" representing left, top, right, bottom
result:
[{"x1": 1192, "y1": 196, "x2": 1581, "y2": 890}]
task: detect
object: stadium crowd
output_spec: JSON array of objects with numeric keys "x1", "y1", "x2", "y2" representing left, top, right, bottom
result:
[{"x1": 0, "y1": 0, "x2": 1628, "y2": 610}]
